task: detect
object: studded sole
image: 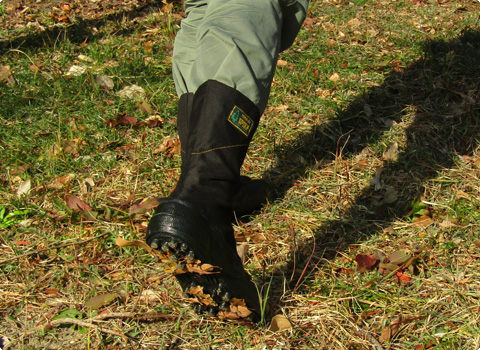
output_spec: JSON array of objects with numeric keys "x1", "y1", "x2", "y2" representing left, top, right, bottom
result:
[{"x1": 150, "y1": 237, "x2": 253, "y2": 320}]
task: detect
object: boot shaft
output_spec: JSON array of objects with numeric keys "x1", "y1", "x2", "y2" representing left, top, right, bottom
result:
[{"x1": 174, "y1": 80, "x2": 260, "y2": 198}]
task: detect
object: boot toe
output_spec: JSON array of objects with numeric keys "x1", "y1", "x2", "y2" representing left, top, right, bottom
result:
[{"x1": 146, "y1": 199, "x2": 260, "y2": 320}]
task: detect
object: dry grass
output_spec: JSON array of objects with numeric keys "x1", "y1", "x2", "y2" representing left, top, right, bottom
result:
[{"x1": 1, "y1": 0, "x2": 480, "y2": 349}]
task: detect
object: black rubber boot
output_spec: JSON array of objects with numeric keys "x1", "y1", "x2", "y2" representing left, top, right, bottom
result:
[{"x1": 147, "y1": 80, "x2": 262, "y2": 320}]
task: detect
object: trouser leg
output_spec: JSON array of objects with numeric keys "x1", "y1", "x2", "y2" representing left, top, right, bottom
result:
[
  {"x1": 146, "y1": 0, "x2": 309, "y2": 320},
  {"x1": 173, "y1": 0, "x2": 308, "y2": 112}
]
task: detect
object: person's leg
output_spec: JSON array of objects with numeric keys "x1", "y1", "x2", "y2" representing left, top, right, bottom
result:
[{"x1": 147, "y1": 0, "x2": 308, "y2": 320}]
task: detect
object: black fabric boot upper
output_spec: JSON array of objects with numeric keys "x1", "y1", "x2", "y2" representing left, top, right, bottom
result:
[{"x1": 146, "y1": 80, "x2": 262, "y2": 318}]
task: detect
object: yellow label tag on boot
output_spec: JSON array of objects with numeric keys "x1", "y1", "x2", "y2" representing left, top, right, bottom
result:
[{"x1": 228, "y1": 106, "x2": 254, "y2": 137}]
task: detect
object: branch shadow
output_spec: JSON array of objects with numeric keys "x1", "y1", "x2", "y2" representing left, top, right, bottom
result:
[
  {"x1": 264, "y1": 29, "x2": 480, "y2": 309},
  {"x1": 0, "y1": 0, "x2": 166, "y2": 55}
]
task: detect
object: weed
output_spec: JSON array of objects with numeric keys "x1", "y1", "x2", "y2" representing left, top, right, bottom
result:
[{"x1": 1, "y1": 0, "x2": 480, "y2": 349}]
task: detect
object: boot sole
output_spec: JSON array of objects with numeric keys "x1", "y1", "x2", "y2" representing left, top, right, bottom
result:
[{"x1": 146, "y1": 200, "x2": 260, "y2": 320}]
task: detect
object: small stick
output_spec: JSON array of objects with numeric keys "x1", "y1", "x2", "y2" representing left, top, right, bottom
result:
[
  {"x1": 47, "y1": 318, "x2": 124, "y2": 338},
  {"x1": 0, "y1": 231, "x2": 110, "y2": 264}
]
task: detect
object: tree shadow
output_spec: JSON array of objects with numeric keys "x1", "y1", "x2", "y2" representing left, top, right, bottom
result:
[
  {"x1": 264, "y1": 29, "x2": 480, "y2": 307},
  {"x1": 0, "y1": 0, "x2": 169, "y2": 55}
]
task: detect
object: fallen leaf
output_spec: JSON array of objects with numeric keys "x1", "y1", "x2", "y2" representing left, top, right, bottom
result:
[
  {"x1": 355, "y1": 254, "x2": 378, "y2": 272},
  {"x1": 329, "y1": 72, "x2": 340, "y2": 82},
  {"x1": 80, "y1": 210, "x2": 98, "y2": 221},
  {"x1": 0, "y1": 65, "x2": 15, "y2": 85},
  {"x1": 218, "y1": 298, "x2": 252, "y2": 319},
  {"x1": 412, "y1": 215, "x2": 433, "y2": 228},
  {"x1": 65, "y1": 65, "x2": 87, "y2": 77},
  {"x1": 117, "y1": 84, "x2": 145, "y2": 100},
  {"x1": 396, "y1": 271, "x2": 411, "y2": 285},
  {"x1": 456, "y1": 190, "x2": 471, "y2": 201},
  {"x1": 473, "y1": 240, "x2": 480, "y2": 249},
  {"x1": 77, "y1": 54, "x2": 94, "y2": 63},
  {"x1": 137, "y1": 100, "x2": 154, "y2": 115},
  {"x1": 47, "y1": 174, "x2": 75, "y2": 189},
  {"x1": 388, "y1": 251, "x2": 411, "y2": 265},
  {"x1": 185, "y1": 286, "x2": 216, "y2": 306},
  {"x1": 269, "y1": 314, "x2": 293, "y2": 332},
  {"x1": 65, "y1": 194, "x2": 92, "y2": 211},
  {"x1": 95, "y1": 74, "x2": 114, "y2": 89},
  {"x1": 43, "y1": 288, "x2": 61, "y2": 295},
  {"x1": 128, "y1": 197, "x2": 159, "y2": 215},
  {"x1": 81, "y1": 177, "x2": 95, "y2": 193},
  {"x1": 116, "y1": 237, "x2": 152, "y2": 252},
  {"x1": 379, "y1": 322, "x2": 400, "y2": 343},
  {"x1": 185, "y1": 263, "x2": 219, "y2": 275},
  {"x1": 153, "y1": 136, "x2": 181, "y2": 156},
  {"x1": 144, "y1": 115, "x2": 164, "y2": 127},
  {"x1": 16, "y1": 179, "x2": 31, "y2": 197},
  {"x1": 370, "y1": 169, "x2": 383, "y2": 190},
  {"x1": 382, "y1": 188, "x2": 398, "y2": 204},
  {"x1": 382, "y1": 142, "x2": 399, "y2": 161},
  {"x1": 106, "y1": 114, "x2": 139, "y2": 127},
  {"x1": 85, "y1": 293, "x2": 120, "y2": 309},
  {"x1": 335, "y1": 267, "x2": 355, "y2": 275},
  {"x1": 379, "y1": 262, "x2": 400, "y2": 272},
  {"x1": 61, "y1": 139, "x2": 77, "y2": 154},
  {"x1": 236, "y1": 243, "x2": 249, "y2": 264}
]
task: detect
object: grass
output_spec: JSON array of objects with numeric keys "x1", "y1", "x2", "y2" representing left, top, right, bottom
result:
[{"x1": 1, "y1": 0, "x2": 480, "y2": 349}]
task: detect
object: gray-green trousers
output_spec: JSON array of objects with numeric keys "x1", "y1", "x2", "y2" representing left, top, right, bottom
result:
[{"x1": 172, "y1": 0, "x2": 309, "y2": 113}]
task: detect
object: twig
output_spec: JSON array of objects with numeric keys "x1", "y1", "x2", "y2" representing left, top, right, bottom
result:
[
  {"x1": 47, "y1": 318, "x2": 125, "y2": 338},
  {"x1": 292, "y1": 235, "x2": 316, "y2": 293},
  {"x1": 0, "y1": 231, "x2": 110, "y2": 264},
  {"x1": 89, "y1": 311, "x2": 176, "y2": 322},
  {"x1": 355, "y1": 322, "x2": 385, "y2": 350}
]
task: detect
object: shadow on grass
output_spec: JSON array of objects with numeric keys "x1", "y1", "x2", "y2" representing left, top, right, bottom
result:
[
  {"x1": 0, "y1": 0, "x2": 171, "y2": 55},
  {"x1": 265, "y1": 29, "x2": 480, "y2": 310}
]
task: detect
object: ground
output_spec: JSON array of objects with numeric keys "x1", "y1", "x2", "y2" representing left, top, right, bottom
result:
[{"x1": 1, "y1": 0, "x2": 480, "y2": 349}]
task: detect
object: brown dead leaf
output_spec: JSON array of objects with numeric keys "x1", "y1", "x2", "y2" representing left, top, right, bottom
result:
[
  {"x1": 65, "y1": 194, "x2": 92, "y2": 211},
  {"x1": 329, "y1": 72, "x2": 340, "y2": 82},
  {"x1": 47, "y1": 174, "x2": 75, "y2": 189},
  {"x1": 396, "y1": 271, "x2": 411, "y2": 285},
  {"x1": 379, "y1": 322, "x2": 400, "y2": 343},
  {"x1": 128, "y1": 197, "x2": 159, "y2": 215},
  {"x1": 117, "y1": 84, "x2": 145, "y2": 101},
  {"x1": 95, "y1": 74, "x2": 114, "y2": 90},
  {"x1": 456, "y1": 190, "x2": 471, "y2": 201},
  {"x1": 0, "y1": 65, "x2": 15, "y2": 85},
  {"x1": 144, "y1": 115, "x2": 164, "y2": 127},
  {"x1": 388, "y1": 251, "x2": 411, "y2": 265},
  {"x1": 43, "y1": 288, "x2": 61, "y2": 295},
  {"x1": 153, "y1": 136, "x2": 181, "y2": 156},
  {"x1": 185, "y1": 286, "x2": 216, "y2": 306},
  {"x1": 355, "y1": 254, "x2": 378, "y2": 272},
  {"x1": 116, "y1": 237, "x2": 152, "y2": 253},
  {"x1": 379, "y1": 262, "x2": 400, "y2": 272},
  {"x1": 412, "y1": 215, "x2": 433, "y2": 228},
  {"x1": 105, "y1": 114, "x2": 138, "y2": 127},
  {"x1": 236, "y1": 243, "x2": 249, "y2": 264},
  {"x1": 185, "y1": 263, "x2": 219, "y2": 275},
  {"x1": 382, "y1": 142, "x2": 399, "y2": 161},
  {"x1": 16, "y1": 179, "x2": 31, "y2": 197},
  {"x1": 137, "y1": 100, "x2": 154, "y2": 115},
  {"x1": 473, "y1": 240, "x2": 480, "y2": 249},
  {"x1": 269, "y1": 314, "x2": 293, "y2": 332},
  {"x1": 218, "y1": 298, "x2": 252, "y2": 319},
  {"x1": 85, "y1": 293, "x2": 120, "y2": 309}
]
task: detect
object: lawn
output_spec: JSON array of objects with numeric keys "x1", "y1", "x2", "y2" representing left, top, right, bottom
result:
[{"x1": 1, "y1": 0, "x2": 480, "y2": 349}]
